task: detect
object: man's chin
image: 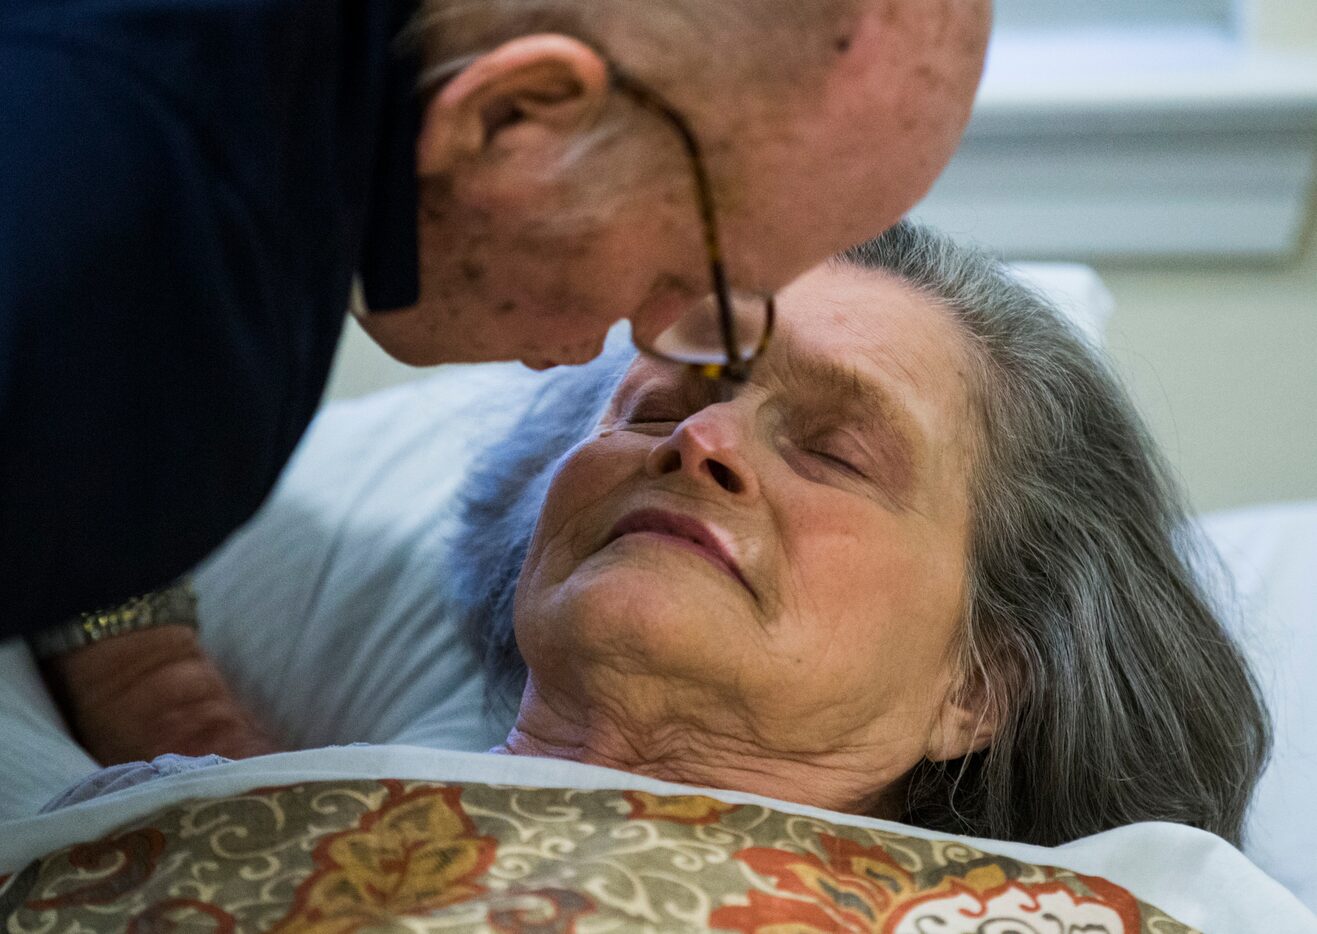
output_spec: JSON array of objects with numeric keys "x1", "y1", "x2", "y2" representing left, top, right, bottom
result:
[{"x1": 519, "y1": 343, "x2": 608, "y2": 371}]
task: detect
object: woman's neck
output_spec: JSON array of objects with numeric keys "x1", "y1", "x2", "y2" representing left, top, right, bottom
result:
[{"x1": 495, "y1": 678, "x2": 907, "y2": 820}]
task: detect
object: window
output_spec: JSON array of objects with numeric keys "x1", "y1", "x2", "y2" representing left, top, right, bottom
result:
[
  {"x1": 910, "y1": 0, "x2": 1317, "y2": 260},
  {"x1": 994, "y1": 0, "x2": 1235, "y2": 33}
]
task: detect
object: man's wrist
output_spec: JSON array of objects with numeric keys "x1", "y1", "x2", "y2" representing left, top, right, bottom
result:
[
  {"x1": 40, "y1": 624, "x2": 277, "y2": 764},
  {"x1": 26, "y1": 579, "x2": 198, "y2": 661}
]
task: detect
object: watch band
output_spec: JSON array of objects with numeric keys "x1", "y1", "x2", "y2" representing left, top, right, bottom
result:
[{"x1": 27, "y1": 579, "x2": 199, "y2": 660}]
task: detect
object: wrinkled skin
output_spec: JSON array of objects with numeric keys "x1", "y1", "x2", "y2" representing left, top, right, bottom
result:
[
  {"x1": 361, "y1": 0, "x2": 992, "y2": 369},
  {"x1": 505, "y1": 262, "x2": 995, "y2": 817}
]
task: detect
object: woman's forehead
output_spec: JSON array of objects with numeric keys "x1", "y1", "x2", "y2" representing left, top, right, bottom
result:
[
  {"x1": 777, "y1": 265, "x2": 959, "y2": 367},
  {"x1": 621, "y1": 265, "x2": 970, "y2": 423}
]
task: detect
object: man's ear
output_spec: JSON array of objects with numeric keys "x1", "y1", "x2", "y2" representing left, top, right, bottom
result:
[
  {"x1": 925, "y1": 677, "x2": 1002, "y2": 763},
  {"x1": 417, "y1": 34, "x2": 611, "y2": 176}
]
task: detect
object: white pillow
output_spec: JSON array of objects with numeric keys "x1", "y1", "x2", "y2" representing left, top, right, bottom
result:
[
  {"x1": 0, "y1": 641, "x2": 100, "y2": 821},
  {"x1": 1009, "y1": 262, "x2": 1114, "y2": 346},
  {"x1": 194, "y1": 362, "x2": 546, "y2": 754},
  {"x1": 1199, "y1": 502, "x2": 1317, "y2": 910}
]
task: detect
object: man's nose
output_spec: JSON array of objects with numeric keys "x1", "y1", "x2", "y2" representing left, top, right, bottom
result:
[{"x1": 643, "y1": 407, "x2": 759, "y2": 498}]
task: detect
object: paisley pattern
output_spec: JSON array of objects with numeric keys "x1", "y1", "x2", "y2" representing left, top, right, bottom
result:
[{"x1": 0, "y1": 779, "x2": 1197, "y2": 933}]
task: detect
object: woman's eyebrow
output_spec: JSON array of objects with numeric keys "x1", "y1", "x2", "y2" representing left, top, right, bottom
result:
[{"x1": 776, "y1": 347, "x2": 922, "y2": 492}]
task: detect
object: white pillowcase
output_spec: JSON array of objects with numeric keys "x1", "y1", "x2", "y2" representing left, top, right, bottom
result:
[
  {"x1": 194, "y1": 362, "x2": 544, "y2": 755},
  {"x1": 1199, "y1": 503, "x2": 1317, "y2": 910},
  {"x1": 1010, "y1": 262, "x2": 1114, "y2": 345}
]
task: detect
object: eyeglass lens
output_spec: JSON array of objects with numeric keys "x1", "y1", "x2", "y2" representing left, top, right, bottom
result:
[{"x1": 647, "y1": 293, "x2": 770, "y2": 366}]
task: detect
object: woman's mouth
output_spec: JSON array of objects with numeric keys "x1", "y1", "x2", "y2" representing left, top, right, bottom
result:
[{"x1": 606, "y1": 508, "x2": 755, "y2": 596}]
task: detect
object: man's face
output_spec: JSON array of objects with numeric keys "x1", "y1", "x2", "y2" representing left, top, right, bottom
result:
[{"x1": 361, "y1": 0, "x2": 991, "y2": 370}]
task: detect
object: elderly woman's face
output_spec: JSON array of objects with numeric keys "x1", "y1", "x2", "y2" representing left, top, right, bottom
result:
[{"x1": 515, "y1": 263, "x2": 981, "y2": 785}]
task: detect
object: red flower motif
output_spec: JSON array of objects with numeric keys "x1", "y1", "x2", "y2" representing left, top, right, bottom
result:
[
  {"x1": 713, "y1": 835, "x2": 1144, "y2": 934},
  {"x1": 25, "y1": 829, "x2": 166, "y2": 911},
  {"x1": 711, "y1": 835, "x2": 915, "y2": 933}
]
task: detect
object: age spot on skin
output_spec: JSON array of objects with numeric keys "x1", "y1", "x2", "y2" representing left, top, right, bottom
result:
[
  {"x1": 913, "y1": 63, "x2": 942, "y2": 90},
  {"x1": 460, "y1": 260, "x2": 485, "y2": 283}
]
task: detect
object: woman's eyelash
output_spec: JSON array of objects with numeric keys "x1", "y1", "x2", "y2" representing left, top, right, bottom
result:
[
  {"x1": 808, "y1": 447, "x2": 867, "y2": 478},
  {"x1": 626, "y1": 407, "x2": 682, "y2": 424},
  {"x1": 623, "y1": 390, "x2": 700, "y2": 425}
]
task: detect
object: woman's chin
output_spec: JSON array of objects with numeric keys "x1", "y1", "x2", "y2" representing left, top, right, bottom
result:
[{"x1": 529, "y1": 555, "x2": 752, "y2": 655}]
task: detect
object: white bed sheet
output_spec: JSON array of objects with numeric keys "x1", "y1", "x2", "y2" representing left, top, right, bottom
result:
[
  {"x1": 1201, "y1": 501, "x2": 1317, "y2": 910},
  {"x1": 0, "y1": 746, "x2": 1312, "y2": 933}
]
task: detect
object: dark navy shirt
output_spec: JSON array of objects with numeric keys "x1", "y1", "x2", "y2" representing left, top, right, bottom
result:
[{"x1": 0, "y1": 0, "x2": 421, "y2": 635}]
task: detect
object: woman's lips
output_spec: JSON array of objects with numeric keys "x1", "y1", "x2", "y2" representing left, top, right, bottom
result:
[{"x1": 606, "y1": 508, "x2": 754, "y2": 596}]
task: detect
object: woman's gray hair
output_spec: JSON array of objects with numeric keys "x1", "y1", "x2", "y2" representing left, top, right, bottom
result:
[
  {"x1": 842, "y1": 224, "x2": 1270, "y2": 847},
  {"x1": 450, "y1": 221, "x2": 1271, "y2": 848}
]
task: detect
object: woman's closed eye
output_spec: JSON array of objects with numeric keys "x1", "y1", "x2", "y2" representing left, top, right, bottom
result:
[
  {"x1": 623, "y1": 405, "x2": 685, "y2": 429},
  {"x1": 619, "y1": 385, "x2": 709, "y2": 429},
  {"x1": 627, "y1": 403, "x2": 684, "y2": 425},
  {"x1": 806, "y1": 444, "x2": 868, "y2": 478},
  {"x1": 784, "y1": 421, "x2": 879, "y2": 482},
  {"x1": 801, "y1": 435, "x2": 872, "y2": 480}
]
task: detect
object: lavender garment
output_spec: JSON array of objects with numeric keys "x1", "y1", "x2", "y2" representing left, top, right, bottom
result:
[{"x1": 41, "y1": 755, "x2": 230, "y2": 813}]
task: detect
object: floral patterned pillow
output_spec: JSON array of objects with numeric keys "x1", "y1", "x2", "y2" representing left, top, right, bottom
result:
[{"x1": 0, "y1": 779, "x2": 1194, "y2": 933}]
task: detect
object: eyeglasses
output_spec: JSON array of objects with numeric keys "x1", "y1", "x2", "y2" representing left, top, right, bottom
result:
[
  {"x1": 417, "y1": 51, "x2": 775, "y2": 384},
  {"x1": 606, "y1": 68, "x2": 775, "y2": 384}
]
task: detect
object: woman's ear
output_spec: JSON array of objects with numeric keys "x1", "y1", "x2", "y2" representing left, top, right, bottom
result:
[
  {"x1": 926, "y1": 676, "x2": 1002, "y2": 763},
  {"x1": 417, "y1": 34, "x2": 611, "y2": 176}
]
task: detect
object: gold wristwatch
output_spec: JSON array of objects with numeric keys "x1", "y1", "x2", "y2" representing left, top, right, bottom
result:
[{"x1": 26, "y1": 579, "x2": 199, "y2": 660}]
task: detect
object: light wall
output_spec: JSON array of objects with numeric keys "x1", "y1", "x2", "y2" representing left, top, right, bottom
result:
[
  {"x1": 1250, "y1": 0, "x2": 1317, "y2": 48},
  {"x1": 1099, "y1": 202, "x2": 1317, "y2": 514},
  {"x1": 1099, "y1": 0, "x2": 1317, "y2": 513}
]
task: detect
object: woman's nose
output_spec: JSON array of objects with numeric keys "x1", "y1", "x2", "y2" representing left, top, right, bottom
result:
[{"x1": 643, "y1": 408, "x2": 759, "y2": 498}]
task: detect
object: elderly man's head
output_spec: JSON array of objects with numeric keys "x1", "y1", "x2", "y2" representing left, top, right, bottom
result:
[{"x1": 360, "y1": 0, "x2": 992, "y2": 368}]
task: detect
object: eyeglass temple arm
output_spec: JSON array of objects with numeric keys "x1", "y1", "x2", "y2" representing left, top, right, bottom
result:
[
  {"x1": 608, "y1": 69, "x2": 744, "y2": 376},
  {"x1": 418, "y1": 53, "x2": 747, "y2": 379}
]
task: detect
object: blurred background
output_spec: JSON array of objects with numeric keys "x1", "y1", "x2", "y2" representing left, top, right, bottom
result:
[{"x1": 327, "y1": 0, "x2": 1317, "y2": 516}]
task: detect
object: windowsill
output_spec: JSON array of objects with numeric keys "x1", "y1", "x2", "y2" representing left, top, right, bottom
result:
[
  {"x1": 913, "y1": 30, "x2": 1317, "y2": 260},
  {"x1": 980, "y1": 30, "x2": 1317, "y2": 126}
]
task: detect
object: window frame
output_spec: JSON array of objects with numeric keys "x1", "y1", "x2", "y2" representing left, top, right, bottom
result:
[{"x1": 911, "y1": 19, "x2": 1317, "y2": 261}]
